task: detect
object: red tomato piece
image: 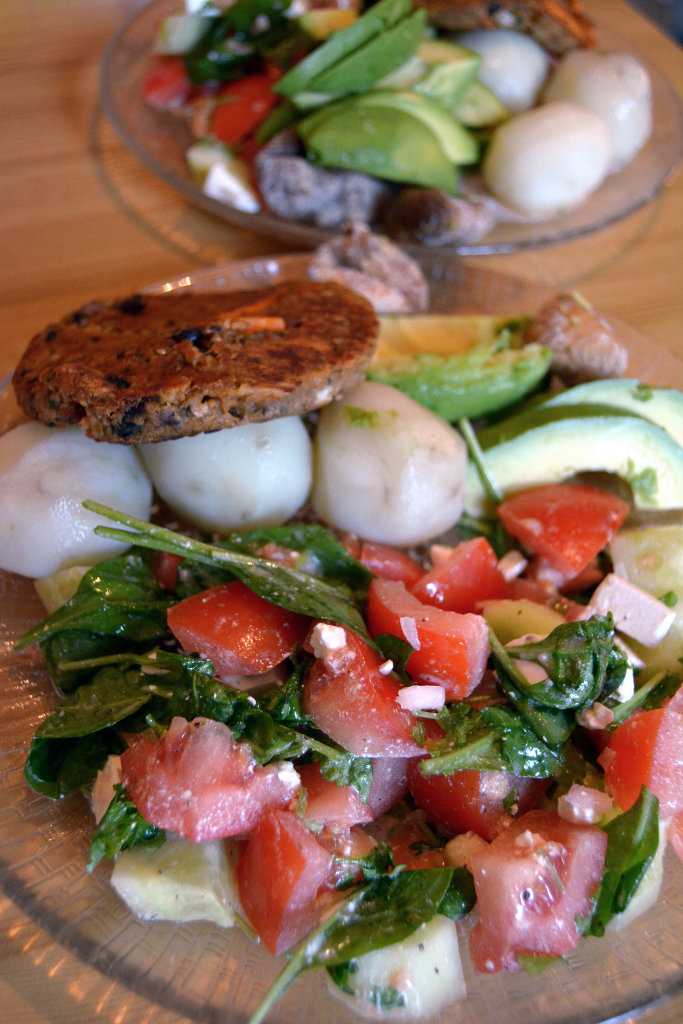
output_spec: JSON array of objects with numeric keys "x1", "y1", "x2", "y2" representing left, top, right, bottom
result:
[
  {"x1": 206, "y1": 67, "x2": 281, "y2": 147},
  {"x1": 303, "y1": 625, "x2": 430, "y2": 757},
  {"x1": 497, "y1": 483, "x2": 629, "y2": 577},
  {"x1": 468, "y1": 810, "x2": 607, "y2": 971},
  {"x1": 152, "y1": 551, "x2": 183, "y2": 592},
  {"x1": 143, "y1": 56, "x2": 193, "y2": 109},
  {"x1": 237, "y1": 808, "x2": 333, "y2": 954},
  {"x1": 411, "y1": 537, "x2": 506, "y2": 613},
  {"x1": 299, "y1": 757, "x2": 410, "y2": 829},
  {"x1": 167, "y1": 580, "x2": 309, "y2": 677},
  {"x1": 408, "y1": 764, "x2": 550, "y2": 841},
  {"x1": 120, "y1": 716, "x2": 300, "y2": 841},
  {"x1": 366, "y1": 578, "x2": 489, "y2": 700},
  {"x1": 385, "y1": 809, "x2": 448, "y2": 870},
  {"x1": 598, "y1": 698, "x2": 683, "y2": 816},
  {"x1": 359, "y1": 541, "x2": 424, "y2": 587},
  {"x1": 669, "y1": 809, "x2": 683, "y2": 861}
]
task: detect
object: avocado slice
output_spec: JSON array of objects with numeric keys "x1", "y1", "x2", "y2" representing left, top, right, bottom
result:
[
  {"x1": 453, "y1": 79, "x2": 508, "y2": 127},
  {"x1": 354, "y1": 89, "x2": 479, "y2": 164},
  {"x1": 538, "y1": 379, "x2": 683, "y2": 449},
  {"x1": 307, "y1": 9, "x2": 426, "y2": 95},
  {"x1": 299, "y1": 99, "x2": 460, "y2": 191},
  {"x1": 274, "y1": 0, "x2": 412, "y2": 98},
  {"x1": 367, "y1": 313, "x2": 551, "y2": 420},
  {"x1": 465, "y1": 404, "x2": 683, "y2": 514},
  {"x1": 412, "y1": 40, "x2": 482, "y2": 109}
]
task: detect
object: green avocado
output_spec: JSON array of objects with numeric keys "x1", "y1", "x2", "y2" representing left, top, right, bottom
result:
[
  {"x1": 353, "y1": 89, "x2": 479, "y2": 164},
  {"x1": 465, "y1": 403, "x2": 683, "y2": 515},
  {"x1": 307, "y1": 9, "x2": 427, "y2": 95},
  {"x1": 412, "y1": 40, "x2": 481, "y2": 109},
  {"x1": 274, "y1": 0, "x2": 412, "y2": 98},
  {"x1": 537, "y1": 379, "x2": 683, "y2": 449},
  {"x1": 367, "y1": 323, "x2": 551, "y2": 421},
  {"x1": 299, "y1": 99, "x2": 460, "y2": 191},
  {"x1": 452, "y1": 79, "x2": 508, "y2": 127}
]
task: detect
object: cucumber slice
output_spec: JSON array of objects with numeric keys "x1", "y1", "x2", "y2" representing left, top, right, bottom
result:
[{"x1": 111, "y1": 835, "x2": 239, "y2": 927}]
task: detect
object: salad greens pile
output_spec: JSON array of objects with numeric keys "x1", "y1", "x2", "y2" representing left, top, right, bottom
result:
[{"x1": 18, "y1": 499, "x2": 673, "y2": 1003}]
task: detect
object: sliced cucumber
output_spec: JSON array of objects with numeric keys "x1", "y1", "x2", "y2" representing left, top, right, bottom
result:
[
  {"x1": 111, "y1": 835, "x2": 239, "y2": 928},
  {"x1": 328, "y1": 914, "x2": 466, "y2": 1019},
  {"x1": 609, "y1": 524, "x2": 683, "y2": 677},
  {"x1": 153, "y1": 14, "x2": 211, "y2": 56}
]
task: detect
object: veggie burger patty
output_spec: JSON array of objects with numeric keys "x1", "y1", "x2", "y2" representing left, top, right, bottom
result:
[{"x1": 12, "y1": 280, "x2": 379, "y2": 444}]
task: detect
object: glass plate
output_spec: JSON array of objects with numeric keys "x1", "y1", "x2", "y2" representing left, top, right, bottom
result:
[
  {"x1": 0, "y1": 256, "x2": 681, "y2": 1024},
  {"x1": 99, "y1": 0, "x2": 683, "y2": 256}
]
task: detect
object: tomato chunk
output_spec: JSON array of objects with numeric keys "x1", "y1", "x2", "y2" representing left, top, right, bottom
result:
[
  {"x1": 152, "y1": 551, "x2": 182, "y2": 592},
  {"x1": 120, "y1": 717, "x2": 300, "y2": 841},
  {"x1": 303, "y1": 624, "x2": 429, "y2": 756},
  {"x1": 598, "y1": 698, "x2": 683, "y2": 815},
  {"x1": 408, "y1": 764, "x2": 549, "y2": 841},
  {"x1": 359, "y1": 540, "x2": 424, "y2": 587},
  {"x1": 237, "y1": 808, "x2": 333, "y2": 954},
  {"x1": 497, "y1": 483, "x2": 629, "y2": 577},
  {"x1": 299, "y1": 757, "x2": 410, "y2": 829},
  {"x1": 411, "y1": 537, "x2": 506, "y2": 613},
  {"x1": 143, "y1": 56, "x2": 193, "y2": 108},
  {"x1": 167, "y1": 580, "x2": 309, "y2": 677},
  {"x1": 468, "y1": 810, "x2": 607, "y2": 971},
  {"x1": 366, "y1": 578, "x2": 489, "y2": 700},
  {"x1": 205, "y1": 66, "x2": 282, "y2": 147}
]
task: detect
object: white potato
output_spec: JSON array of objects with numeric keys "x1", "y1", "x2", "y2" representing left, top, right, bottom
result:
[
  {"x1": 482, "y1": 101, "x2": 613, "y2": 217},
  {"x1": 0, "y1": 422, "x2": 152, "y2": 578},
  {"x1": 457, "y1": 28, "x2": 549, "y2": 112},
  {"x1": 140, "y1": 416, "x2": 312, "y2": 532},
  {"x1": 312, "y1": 381, "x2": 467, "y2": 546},
  {"x1": 544, "y1": 49, "x2": 652, "y2": 172}
]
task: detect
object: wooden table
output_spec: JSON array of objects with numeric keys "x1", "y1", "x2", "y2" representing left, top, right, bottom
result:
[{"x1": 0, "y1": 1, "x2": 681, "y2": 1022}]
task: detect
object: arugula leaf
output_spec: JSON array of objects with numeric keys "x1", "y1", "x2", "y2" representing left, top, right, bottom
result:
[
  {"x1": 437, "y1": 866, "x2": 476, "y2": 921},
  {"x1": 83, "y1": 501, "x2": 370, "y2": 641},
  {"x1": 419, "y1": 701, "x2": 564, "y2": 778},
  {"x1": 608, "y1": 672, "x2": 681, "y2": 725},
  {"x1": 588, "y1": 786, "x2": 660, "y2": 936},
  {"x1": 246, "y1": 868, "x2": 454, "y2": 1024},
  {"x1": 88, "y1": 784, "x2": 165, "y2": 872},
  {"x1": 491, "y1": 616, "x2": 628, "y2": 711}
]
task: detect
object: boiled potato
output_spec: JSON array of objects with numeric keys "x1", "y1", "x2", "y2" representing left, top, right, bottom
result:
[
  {"x1": 544, "y1": 50, "x2": 652, "y2": 172},
  {"x1": 312, "y1": 381, "x2": 467, "y2": 546},
  {"x1": 140, "y1": 416, "x2": 312, "y2": 533},
  {"x1": 482, "y1": 101, "x2": 613, "y2": 217},
  {"x1": 457, "y1": 28, "x2": 549, "y2": 112},
  {"x1": 0, "y1": 422, "x2": 152, "y2": 578}
]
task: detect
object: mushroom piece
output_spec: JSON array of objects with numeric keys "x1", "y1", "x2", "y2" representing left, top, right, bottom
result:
[
  {"x1": 383, "y1": 187, "x2": 498, "y2": 246},
  {"x1": 524, "y1": 293, "x2": 628, "y2": 383},
  {"x1": 308, "y1": 222, "x2": 430, "y2": 313}
]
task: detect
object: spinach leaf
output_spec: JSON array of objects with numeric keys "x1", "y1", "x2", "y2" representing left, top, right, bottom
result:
[
  {"x1": 40, "y1": 630, "x2": 148, "y2": 694},
  {"x1": 15, "y1": 552, "x2": 172, "y2": 651},
  {"x1": 84, "y1": 502, "x2": 370, "y2": 641},
  {"x1": 246, "y1": 868, "x2": 454, "y2": 1024},
  {"x1": 437, "y1": 866, "x2": 476, "y2": 921},
  {"x1": 494, "y1": 666, "x2": 575, "y2": 748},
  {"x1": 24, "y1": 729, "x2": 123, "y2": 799},
  {"x1": 588, "y1": 786, "x2": 660, "y2": 936},
  {"x1": 33, "y1": 666, "x2": 158, "y2": 739},
  {"x1": 491, "y1": 616, "x2": 627, "y2": 711},
  {"x1": 88, "y1": 784, "x2": 165, "y2": 872}
]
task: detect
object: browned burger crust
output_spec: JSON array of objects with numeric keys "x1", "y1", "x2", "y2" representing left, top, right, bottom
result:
[
  {"x1": 13, "y1": 280, "x2": 379, "y2": 444},
  {"x1": 416, "y1": 0, "x2": 594, "y2": 54}
]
